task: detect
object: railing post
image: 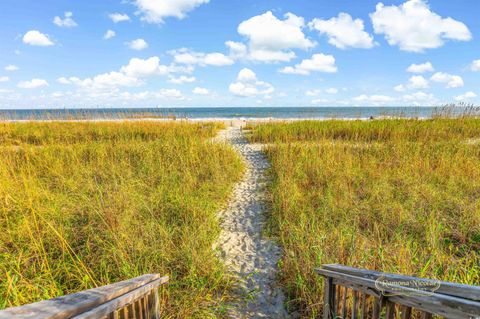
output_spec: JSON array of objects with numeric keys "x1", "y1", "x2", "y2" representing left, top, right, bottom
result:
[
  {"x1": 323, "y1": 277, "x2": 336, "y2": 319},
  {"x1": 153, "y1": 289, "x2": 161, "y2": 319}
]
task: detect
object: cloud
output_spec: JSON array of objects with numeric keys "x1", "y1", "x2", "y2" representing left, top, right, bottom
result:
[
  {"x1": 23, "y1": 30, "x2": 54, "y2": 46},
  {"x1": 403, "y1": 91, "x2": 436, "y2": 105},
  {"x1": 307, "y1": 88, "x2": 338, "y2": 96},
  {"x1": 170, "y1": 48, "x2": 234, "y2": 66},
  {"x1": 120, "y1": 89, "x2": 184, "y2": 100},
  {"x1": 353, "y1": 94, "x2": 394, "y2": 105},
  {"x1": 226, "y1": 41, "x2": 248, "y2": 60},
  {"x1": 395, "y1": 75, "x2": 430, "y2": 91},
  {"x1": 408, "y1": 75, "x2": 429, "y2": 89},
  {"x1": 18, "y1": 78, "x2": 49, "y2": 89},
  {"x1": 236, "y1": 11, "x2": 315, "y2": 62},
  {"x1": 157, "y1": 88, "x2": 183, "y2": 99},
  {"x1": 193, "y1": 87, "x2": 209, "y2": 95},
  {"x1": 0, "y1": 76, "x2": 9, "y2": 82},
  {"x1": 229, "y1": 68, "x2": 274, "y2": 97},
  {"x1": 53, "y1": 11, "x2": 78, "y2": 28},
  {"x1": 455, "y1": 91, "x2": 477, "y2": 101},
  {"x1": 407, "y1": 62, "x2": 434, "y2": 73},
  {"x1": 127, "y1": 39, "x2": 148, "y2": 51},
  {"x1": 325, "y1": 87, "x2": 338, "y2": 94},
  {"x1": 311, "y1": 98, "x2": 330, "y2": 105},
  {"x1": 133, "y1": 0, "x2": 209, "y2": 24},
  {"x1": 59, "y1": 72, "x2": 140, "y2": 90},
  {"x1": 120, "y1": 56, "x2": 174, "y2": 77},
  {"x1": 370, "y1": 0, "x2": 471, "y2": 52},
  {"x1": 279, "y1": 53, "x2": 337, "y2": 75},
  {"x1": 104, "y1": 30, "x2": 116, "y2": 40},
  {"x1": 58, "y1": 56, "x2": 189, "y2": 92},
  {"x1": 109, "y1": 13, "x2": 130, "y2": 23},
  {"x1": 308, "y1": 13, "x2": 375, "y2": 49},
  {"x1": 430, "y1": 72, "x2": 464, "y2": 88},
  {"x1": 471, "y1": 60, "x2": 480, "y2": 72},
  {"x1": 5, "y1": 65, "x2": 18, "y2": 71},
  {"x1": 168, "y1": 75, "x2": 196, "y2": 84},
  {"x1": 57, "y1": 77, "x2": 71, "y2": 84}
]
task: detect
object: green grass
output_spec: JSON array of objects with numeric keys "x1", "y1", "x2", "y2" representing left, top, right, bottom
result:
[
  {"x1": 248, "y1": 119, "x2": 480, "y2": 318},
  {"x1": 0, "y1": 121, "x2": 244, "y2": 318}
]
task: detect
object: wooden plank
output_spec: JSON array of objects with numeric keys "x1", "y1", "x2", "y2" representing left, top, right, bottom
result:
[
  {"x1": 323, "y1": 277, "x2": 335, "y2": 319},
  {"x1": 331, "y1": 277, "x2": 381, "y2": 298},
  {"x1": 352, "y1": 291, "x2": 358, "y2": 319},
  {"x1": 360, "y1": 293, "x2": 367, "y2": 319},
  {"x1": 400, "y1": 306, "x2": 411, "y2": 319},
  {"x1": 336, "y1": 285, "x2": 341, "y2": 316},
  {"x1": 0, "y1": 275, "x2": 168, "y2": 319},
  {"x1": 135, "y1": 300, "x2": 143, "y2": 319},
  {"x1": 385, "y1": 301, "x2": 395, "y2": 319},
  {"x1": 372, "y1": 297, "x2": 381, "y2": 319},
  {"x1": 69, "y1": 278, "x2": 167, "y2": 319},
  {"x1": 317, "y1": 268, "x2": 480, "y2": 318},
  {"x1": 421, "y1": 312, "x2": 433, "y2": 319},
  {"x1": 153, "y1": 289, "x2": 160, "y2": 319},
  {"x1": 341, "y1": 287, "x2": 347, "y2": 319},
  {"x1": 320, "y1": 264, "x2": 480, "y2": 301}
]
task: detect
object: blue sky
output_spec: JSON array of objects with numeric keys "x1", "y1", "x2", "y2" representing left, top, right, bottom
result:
[{"x1": 0, "y1": 0, "x2": 479, "y2": 108}]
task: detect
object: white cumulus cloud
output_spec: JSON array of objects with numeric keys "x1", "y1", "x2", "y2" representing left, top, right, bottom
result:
[
  {"x1": 471, "y1": 60, "x2": 480, "y2": 72},
  {"x1": 109, "y1": 13, "x2": 130, "y2": 23},
  {"x1": 353, "y1": 94, "x2": 394, "y2": 105},
  {"x1": 133, "y1": 0, "x2": 209, "y2": 24},
  {"x1": 430, "y1": 72, "x2": 464, "y2": 88},
  {"x1": 403, "y1": 91, "x2": 436, "y2": 105},
  {"x1": 236, "y1": 11, "x2": 315, "y2": 63},
  {"x1": 455, "y1": 91, "x2": 477, "y2": 101},
  {"x1": 229, "y1": 68, "x2": 274, "y2": 97},
  {"x1": 370, "y1": 0, "x2": 471, "y2": 52},
  {"x1": 0, "y1": 76, "x2": 9, "y2": 82},
  {"x1": 5, "y1": 65, "x2": 19, "y2": 71},
  {"x1": 193, "y1": 87, "x2": 209, "y2": 95},
  {"x1": 127, "y1": 39, "x2": 149, "y2": 51},
  {"x1": 309, "y1": 13, "x2": 375, "y2": 49},
  {"x1": 170, "y1": 48, "x2": 234, "y2": 66},
  {"x1": 53, "y1": 11, "x2": 78, "y2": 28},
  {"x1": 408, "y1": 75, "x2": 429, "y2": 89},
  {"x1": 58, "y1": 56, "x2": 190, "y2": 93},
  {"x1": 104, "y1": 30, "x2": 116, "y2": 40},
  {"x1": 407, "y1": 62, "x2": 434, "y2": 73},
  {"x1": 325, "y1": 88, "x2": 338, "y2": 94},
  {"x1": 279, "y1": 53, "x2": 337, "y2": 75},
  {"x1": 168, "y1": 75, "x2": 196, "y2": 84},
  {"x1": 23, "y1": 30, "x2": 54, "y2": 46},
  {"x1": 18, "y1": 78, "x2": 49, "y2": 89},
  {"x1": 120, "y1": 56, "x2": 174, "y2": 77}
]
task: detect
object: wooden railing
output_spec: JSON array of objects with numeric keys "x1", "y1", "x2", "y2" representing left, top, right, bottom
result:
[
  {"x1": 0, "y1": 274, "x2": 169, "y2": 319},
  {"x1": 317, "y1": 264, "x2": 480, "y2": 319}
]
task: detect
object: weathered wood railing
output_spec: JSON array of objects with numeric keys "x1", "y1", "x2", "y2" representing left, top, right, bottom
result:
[
  {"x1": 317, "y1": 264, "x2": 480, "y2": 319},
  {"x1": 0, "y1": 274, "x2": 169, "y2": 319}
]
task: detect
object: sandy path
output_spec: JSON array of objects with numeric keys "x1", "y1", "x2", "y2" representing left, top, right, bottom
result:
[{"x1": 216, "y1": 127, "x2": 289, "y2": 319}]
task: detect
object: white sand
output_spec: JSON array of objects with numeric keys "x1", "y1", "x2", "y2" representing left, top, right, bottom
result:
[{"x1": 215, "y1": 126, "x2": 290, "y2": 318}]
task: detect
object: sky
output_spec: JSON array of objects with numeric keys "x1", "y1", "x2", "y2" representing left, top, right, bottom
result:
[{"x1": 0, "y1": 0, "x2": 479, "y2": 108}]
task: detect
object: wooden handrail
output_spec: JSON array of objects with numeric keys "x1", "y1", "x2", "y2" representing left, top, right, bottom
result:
[
  {"x1": 0, "y1": 274, "x2": 169, "y2": 319},
  {"x1": 316, "y1": 264, "x2": 480, "y2": 319}
]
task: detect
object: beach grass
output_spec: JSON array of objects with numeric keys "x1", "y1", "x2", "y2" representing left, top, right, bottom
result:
[
  {"x1": 247, "y1": 119, "x2": 480, "y2": 317},
  {"x1": 0, "y1": 121, "x2": 244, "y2": 318}
]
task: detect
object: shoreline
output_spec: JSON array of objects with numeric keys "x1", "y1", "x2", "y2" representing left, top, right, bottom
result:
[{"x1": 0, "y1": 115, "x2": 433, "y2": 125}]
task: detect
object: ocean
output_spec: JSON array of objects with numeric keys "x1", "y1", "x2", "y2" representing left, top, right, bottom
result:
[{"x1": 0, "y1": 106, "x2": 465, "y2": 120}]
